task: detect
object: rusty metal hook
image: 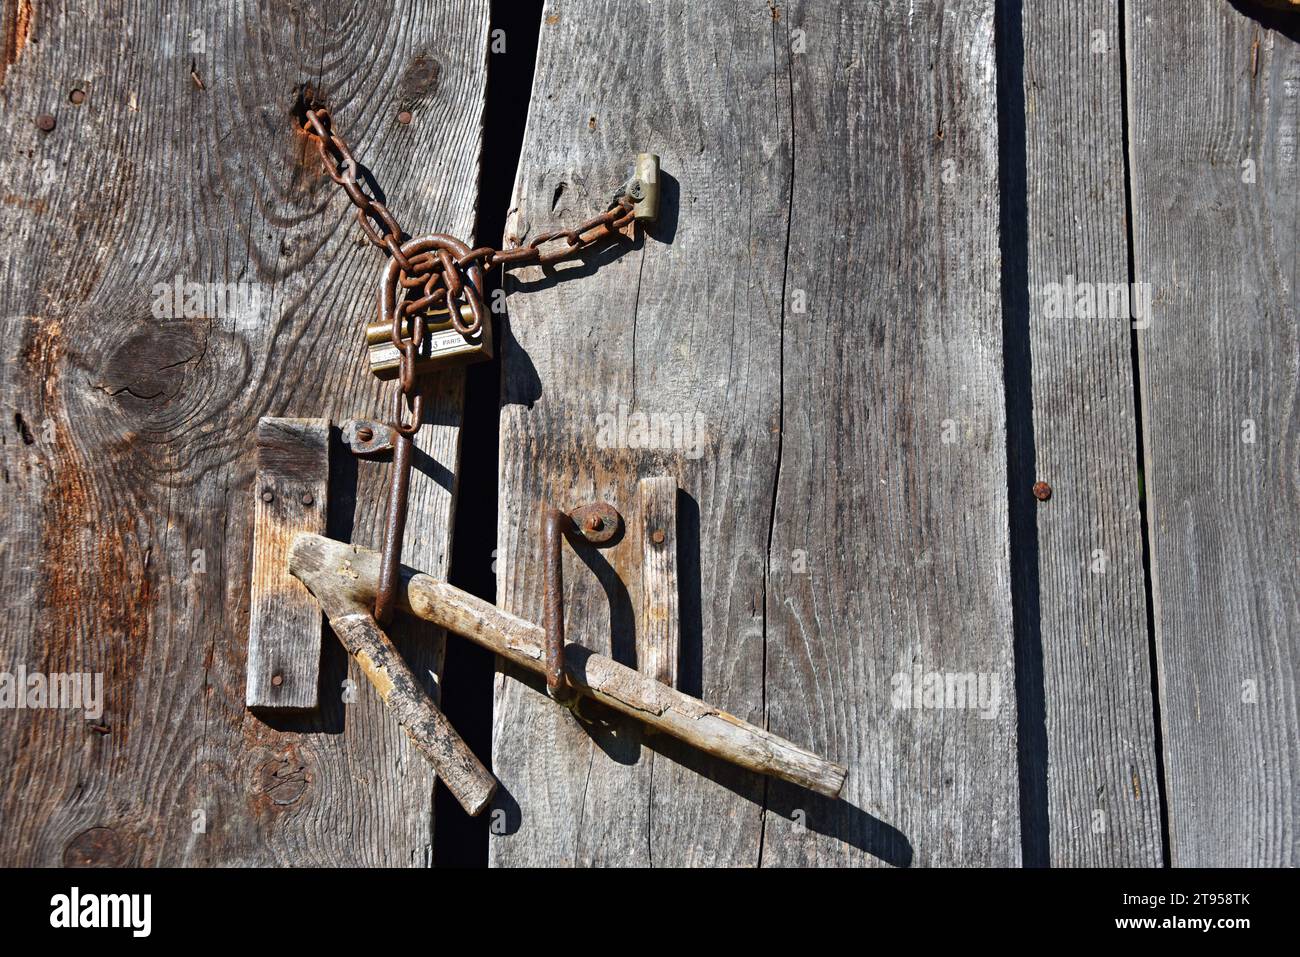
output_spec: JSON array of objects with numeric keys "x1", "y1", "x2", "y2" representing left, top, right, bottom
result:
[{"x1": 541, "y1": 502, "x2": 621, "y2": 701}]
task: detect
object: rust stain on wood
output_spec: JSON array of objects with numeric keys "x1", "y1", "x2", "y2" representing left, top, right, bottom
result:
[
  {"x1": 1, "y1": 0, "x2": 33, "y2": 87},
  {"x1": 24, "y1": 319, "x2": 154, "y2": 751},
  {"x1": 400, "y1": 53, "x2": 441, "y2": 100},
  {"x1": 3, "y1": 192, "x2": 46, "y2": 212}
]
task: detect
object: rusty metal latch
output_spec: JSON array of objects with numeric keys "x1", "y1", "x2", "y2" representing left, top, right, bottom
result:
[
  {"x1": 251, "y1": 105, "x2": 707, "y2": 815},
  {"x1": 542, "y1": 502, "x2": 621, "y2": 702},
  {"x1": 299, "y1": 103, "x2": 652, "y2": 624}
]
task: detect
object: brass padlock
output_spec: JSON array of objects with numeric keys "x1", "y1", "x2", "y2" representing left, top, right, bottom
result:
[
  {"x1": 369, "y1": 234, "x2": 494, "y2": 380},
  {"x1": 366, "y1": 304, "x2": 491, "y2": 380}
]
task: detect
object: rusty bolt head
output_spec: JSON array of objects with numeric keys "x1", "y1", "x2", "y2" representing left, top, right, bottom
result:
[
  {"x1": 300, "y1": 492, "x2": 314, "y2": 506},
  {"x1": 1032, "y1": 481, "x2": 1052, "y2": 502},
  {"x1": 36, "y1": 114, "x2": 56, "y2": 132},
  {"x1": 69, "y1": 89, "x2": 86, "y2": 105},
  {"x1": 356, "y1": 426, "x2": 374, "y2": 442},
  {"x1": 396, "y1": 110, "x2": 412, "y2": 125},
  {"x1": 271, "y1": 673, "x2": 284, "y2": 687},
  {"x1": 651, "y1": 529, "x2": 666, "y2": 545},
  {"x1": 261, "y1": 490, "x2": 275, "y2": 503}
]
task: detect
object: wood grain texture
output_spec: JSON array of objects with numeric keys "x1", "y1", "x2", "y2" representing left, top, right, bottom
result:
[
  {"x1": 1127, "y1": 0, "x2": 1299, "y2": 866},
  {"x1": 0, "y1": 0, "x2": 487, "y2": 865},
  {"x1": 760, "y1": 0, "x2": 1016, "y2": 867},
  {"x1": 493, "y1": 0, "x2": 1017, "y2": 866},
  {"x1": 493, "y1": 0, "x2": 790, "y2": 867},
  {"x1": 246, "y1": 418, "x2": 329, "y2": 711},
  {"x1": 638, "y1": 476, "x2": 679, "y2": 687},
  {"x1": 1006, "y1": 0, "x2": 1164, "y2": 865}
]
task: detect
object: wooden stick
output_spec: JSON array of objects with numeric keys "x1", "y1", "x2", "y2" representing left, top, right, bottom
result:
[
  {"x1": 306, "y1": 581, "x2": 497, "y2": 818},
  {"x1": 290, "y1": 533, "x2": 847, "y2": 799}
]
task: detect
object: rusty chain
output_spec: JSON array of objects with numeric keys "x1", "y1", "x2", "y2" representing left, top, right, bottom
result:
[
  {"x1": 302, "y1": 106, "x2": 635, "y2": 423},
  {"x1": 301, "y1": 104, "x2": 646, "y2": 624}
]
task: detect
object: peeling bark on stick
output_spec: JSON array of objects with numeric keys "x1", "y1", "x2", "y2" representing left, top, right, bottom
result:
[{"x1": 290, "y1": 533, "x2": 848, "y2": 799}]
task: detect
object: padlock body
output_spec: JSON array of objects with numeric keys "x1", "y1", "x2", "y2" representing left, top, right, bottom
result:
[{"x1": 366, "y1": 304, "x2": 493, "y2": 380}]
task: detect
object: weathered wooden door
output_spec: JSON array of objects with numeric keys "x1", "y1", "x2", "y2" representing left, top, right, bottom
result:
[
  {"x1": 1, "y1": 0, "x2": 1295, "y2": 868},
  {"x1": 489, "y1": 0, "x2": 1297, "y2": 866}
]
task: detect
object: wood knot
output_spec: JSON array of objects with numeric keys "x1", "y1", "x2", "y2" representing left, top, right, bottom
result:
[
  {"x1": 63, "y1": 826, "x2": 133, "y2": 867},
  {"x1": 253, "y1": 749, "x2": 312, "y2": 809},
  {"x1": 400, "y1": 54, "x2": 441, "y2": 101}
]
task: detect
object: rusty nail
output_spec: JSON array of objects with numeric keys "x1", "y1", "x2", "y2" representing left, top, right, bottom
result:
[
  {"x1": 356, "y1": 426, "x2": 374, "y2": 442},
  {"x1": 585, "y1": 514, "x2": 603, "y2": 532},
  {"x1": 301, "y1": 491, "x2": 314, "y2": 506},
  {"x1": 652, "y1": 529, "x2": 666, "y2": 545},
  {"x1": 271, "y1": 673, "x2": 284, "y2": 687},
  {"x1": 1032, "y1": 481, "x2": 1052, "y2": 502},
  {"x1": 88, "y1": 723, "x2": 111, "y2": 735},
  {"x1": 396, "y1": 110, "x2": 412, "y2": 125},
  {"x1": 36, "y1": 114, "x2": 56, "y2": 132},
  {"x1": 261, "y1": 489, "x2": 274, "y2": 503},
  {"x1": 69, "y1": 89, "x2": 86, "y2": 105}
]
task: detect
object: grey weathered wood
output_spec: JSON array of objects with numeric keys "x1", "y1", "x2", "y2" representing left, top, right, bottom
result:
[
  {"x1": 1127, "y1": 0, "x2": 1299, "y2": 866},
  {"x1": 1007, "y1": 0, "x2": 1164, "y2": 865},
  {"x1": 290, "y1": 533, "x2": 845, "y2": 797},
  {"x1": 494, "y1": 0, "x2": 1017, "y2": 866},
  {"x1": 759, "y1": 0, "x2": 1017, "y2": 868},
  {"x1": 326, "y1": 612, "x2": 495, "y2": 817},
  {"x1": 638, "y1": 476, "x2": 679, "y2": 688},
  {"x1": 0, "y1": 0, "x2": 487, "y2": 865},
  {"x1": 246, "y1": 417, "x2": 329, "y2": 711},
  {"x1": 494, "y1": 0, "x2": 786, "y2": 867}
]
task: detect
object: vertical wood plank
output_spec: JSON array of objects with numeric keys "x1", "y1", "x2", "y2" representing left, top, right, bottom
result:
[
  {"x1": 246, "y1": 417, "x2": 329, "y2": 711},
  {"x1": 760, "y1": 0, "x2": 1017, "y2": 867},
  {"x1": 638, "y1": 476, "x2": 679, "y2": 688},
  {"x1": 0, "y1": 0, "x2": 487, "y2": 865},
  {"x1": 1127, "y1": 0, "x2": 1299, "y2": 866},
  {"x1": 1006, "y1": 0, "x2": 1164, "y2": 865},
  {"x1": 494, "y1": 0, "x2": 789, "y2": 867}
]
